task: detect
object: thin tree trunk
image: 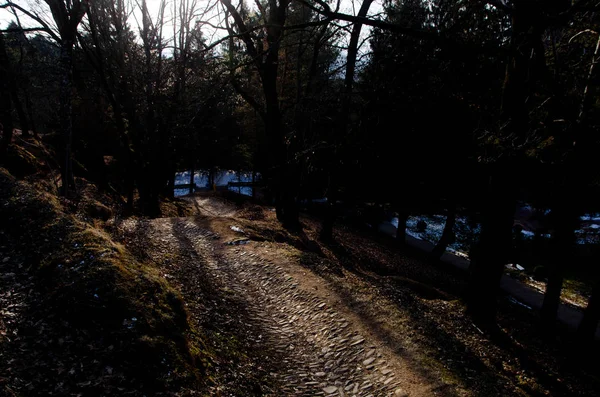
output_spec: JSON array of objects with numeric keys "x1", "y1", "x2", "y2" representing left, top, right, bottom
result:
[
  {"x1": 396, "y1": 211, "x2": 409, "y2": 245},
  {"x1": 578, "y1": 280, "x2": 600, "y2": 343},
  {"x1": 0, "y1": 89, "x2": 13, "y2": 157},
  {"x1": 252, "y1": 170, "x2": 256, "y2": 199},
  {"x1": 320, "y1": 190, "x2": 335, "y2": 241},
  {"x1": 541, "y1": 270, "x2": 564, "y2": 326},
  {"x1": 320, "y1": 0, "x2": 374, "y2": 240},
  {"x1": 430, "y1": 202, "x2": 456, "y2": 260},
  {"x1": 23, "y1": 88, "x2": 37, "y2": 136},
  {"x1": 10, "y1": 9, "x2": 30, "y2": 139},
  {"x1": 189, "y1": 163, "x2": 194, "y2": 195},
  {"x1": 541, "y1": 196, "x2": 576, "y2": 327},
  {"x1": 11, "y1": 89, "x2": 29, "y2": 138},
  {"x1": 166, "y1": 164, "x2": 175, "y2": 199},
  {"x1": 0, "y1": 33, "x2": 14, "y2": 156},
  {"x1": 60, "y1": 40, "x2": 75, "y2": 196},
  {"x1": 125, "y1": 174, "x2": 134, "y2": 210}
]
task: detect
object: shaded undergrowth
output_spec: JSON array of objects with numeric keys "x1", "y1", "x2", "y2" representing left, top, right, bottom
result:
[{"x1": 0, "y1": 168, "x2": 210, "y2": 396}]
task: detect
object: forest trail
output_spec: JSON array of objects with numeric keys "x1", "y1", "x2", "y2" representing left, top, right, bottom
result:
[{"x1": 118, "y1": 196, "x2": 444, "y2": 397}]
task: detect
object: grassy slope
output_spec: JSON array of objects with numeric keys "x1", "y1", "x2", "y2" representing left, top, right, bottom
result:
[{"x1": 0, "y1": 165, "x2": 210, "y2": 396}]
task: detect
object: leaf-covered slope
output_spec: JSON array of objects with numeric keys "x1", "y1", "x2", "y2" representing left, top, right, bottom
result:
[{"x1": 0, "y1": 168, "x2": 209, "y2": 396}]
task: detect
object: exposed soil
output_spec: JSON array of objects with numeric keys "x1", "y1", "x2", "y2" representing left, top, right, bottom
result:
[
  {"x1": 114, "y1": 192, "x2": 600, "y2": 396},
  {"x1": 117, "y1": 201, "x2": 422, "y2": 396},
  {"x1": 3, "y1": 153, "x2": 599, "y2": 397}
]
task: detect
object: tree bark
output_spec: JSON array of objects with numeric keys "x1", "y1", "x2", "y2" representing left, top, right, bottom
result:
[
  {"x1": 252, "y1": 170, "x2": 256, "y2": 199},
  {"x1": 165, "y1": 164, "x2": 175, "y2": 199},
  {"x1": 0, "y1": 89, "x2": 13, "y2": 158},
  {"x1": 319, "y1": 194, "x2": 335, "y2": 241},
  {"x1": 264, "y1": 1, "x2": 300, "y2": 229},
  {"x1": 189, "y1": 162, "x2": 195, "y2": 195},
  {"x1": 319, "y1": 0, "x2": 374, "y2": 240},
  {"x1": 541, "y1": 191, "x2": 576, "y2": 327},
  {"x1": 464, "y1": 2, "x2": 546, "y2": 325},
  {"x1": 0, "y1": 32, "x2": 14, "y2": 157},
  {"x1": 466, "y1": 171, "x2": 515, "y2": 325},
  {"x1": 396, "y1": 211, "x2": 409, "y2": 246},
  {"x1": 59, "y1": 39, "x2": 75, "y2": 196},
  {"x1": 23, "y1": 88, "x2": 37, "y2": 136},
  {"x1": 578, "y1": 280, "x2": 600, "y2": 343},
  {"x1": 11, "y1": 90, "x2": 29, "y2": 137},
  {"x1": 430, "y1": 202, "x2": 456, "y2": 260}
]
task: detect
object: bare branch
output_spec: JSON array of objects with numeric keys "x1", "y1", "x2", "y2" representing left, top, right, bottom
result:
[
  {"x1": 0, "y1": 2, "x2": 61, "y2": 42},
  {"x1": 220, "y1": 0, "x2": 259, "y2": 61},
  {"x1": 0, "y1": 27, "x2": 48, "y2": 33}
]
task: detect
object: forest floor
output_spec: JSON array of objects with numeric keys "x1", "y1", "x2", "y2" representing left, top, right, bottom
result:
[
  {"x1": 115, "y1": 192, "x2": 600, "y2": 396},
  {"x1": 2, "y1": 132, "x2": 600, "y2": 396}
]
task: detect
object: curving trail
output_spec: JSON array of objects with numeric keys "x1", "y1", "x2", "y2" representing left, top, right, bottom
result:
[{"x1": 119, "y1": 198, "x2": 439, "y2": 396}]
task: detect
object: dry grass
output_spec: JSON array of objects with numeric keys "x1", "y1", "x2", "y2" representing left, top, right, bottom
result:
[{"x1": 0, "y1": 168, "x2": 211, "y2": 396}]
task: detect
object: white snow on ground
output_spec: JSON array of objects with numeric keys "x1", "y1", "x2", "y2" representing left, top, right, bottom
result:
[
  {"x1": 581, "y1": 214, "x2": 600, "y2": 221},
  {"x1": 391, "y1": 212, "x2": 600, "y2": 258},
  {"x1": 392, "y1": 215, "x2": 481, "y2": 257},
  {"x1": 174, "y1": 170, "x2": 257, "y2": 197}
]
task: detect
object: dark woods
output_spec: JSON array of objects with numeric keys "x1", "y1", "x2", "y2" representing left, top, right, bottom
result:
[{"x1": 2, "y1": 0, "x2": 600, "y2": 344}]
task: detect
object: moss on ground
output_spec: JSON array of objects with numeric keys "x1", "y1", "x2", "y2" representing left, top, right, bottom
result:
[{"x1": 0, "y1": 167, "x2": 212, "y2": 395}]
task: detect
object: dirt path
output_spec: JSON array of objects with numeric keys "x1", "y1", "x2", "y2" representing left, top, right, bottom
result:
[{"x1": 118, "y1": 197, "x2": 441, "y2": 396}]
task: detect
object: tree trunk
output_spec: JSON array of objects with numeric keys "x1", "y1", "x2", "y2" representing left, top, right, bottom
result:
[
  {"x1": 319, "y1": 0, "x2": 374, "y2": 240},
  {"x1": 125, "y1": 174, "x2": 134, "y2": 210},
  {"x1": 166, "y1": 165, "x2": 175, "y2": 199},
  {"x1": 320, "y1": 193, "x2": 336, "y2": 241},
  {"x1": 541, "y1": 269, "x2": 564, "y2": 327},
  {"x1": 0, "y1": 33, "x2": 13, "y2": 157},
  {"x1": 430, "y1": 202, "x2": 456, "y2": 260},
  {"x1": 578, "y1": 280, "x2": 600, "y2": 344},
  {"x1": 252, "y1": 170, "x2": 256, "y2": 199},
  {"x1": 0, "y1": 32, "x2": 30, "y2": 143},
  {"x1": 396, "y1": 211, "x2": 409, "y2": 245},
  {"x1": 189, "y1": 162, "x2": 195, "y2": 195},
  {"x1": 23, "y1": 88, "x2": 37, "y2": 136},
  {"x1": 11, "y1": 90, "x2": 30, "y2": 138},
  {"x1": 541, "y1": 196, "x2": 576, "y2": 327},
  {"x1": 464, "y1": 3, "x2": 545, "y2": 325},
  {"x1": 466, "y1": 171, "x2": 515, "y2": 325},
  {"x1": 263, "y1": 48, "x2": 299, "y2": 229},
  {"x1": 59, "y1": 39, "x2": 75, "y2": 196},
  {"x1": 0, "y1": 88, "x2": 14, "y2": 157}
]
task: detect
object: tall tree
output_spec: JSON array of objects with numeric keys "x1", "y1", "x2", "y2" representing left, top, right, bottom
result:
[
  {"x1": 221, "y1": 0, "x2": 300, "y2": 228},
  {"x1": 0, "y1": 32, "x2": 15, "y2": 156},
  {"x1": 46, "y1": 0, "x2": 89, "y2": 195},
  {"x1": 1, "y1": 1, "x2": 88, "y2": 194},
  {"x1": 319, "y1": 0, "x2": 374, "y2": 241}
]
